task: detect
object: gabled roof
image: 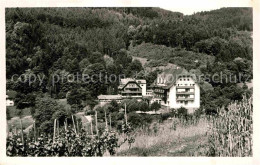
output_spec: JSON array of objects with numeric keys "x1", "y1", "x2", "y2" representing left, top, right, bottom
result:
[
  {"x1": 118, "y1": 78, "x2": 143, "y2": 89},
  {"x1": 98, "y1": 95, "x2": 122, "y2": 100}
]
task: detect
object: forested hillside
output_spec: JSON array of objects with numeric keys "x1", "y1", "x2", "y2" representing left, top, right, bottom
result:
[{"x1": 6, "y1": 7, "x2": 252, "y2": 114}]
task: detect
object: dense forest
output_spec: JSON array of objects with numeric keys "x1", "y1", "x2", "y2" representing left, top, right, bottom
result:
[{"x1": 6, "y1": 7, "x2": 253, "y2": 116}]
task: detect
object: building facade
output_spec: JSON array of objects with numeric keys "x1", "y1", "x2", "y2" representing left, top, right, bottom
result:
[
  {"x1": 118, "y1": 78, "x2": 146, "y2": 98},
  {"x1": 6, "y1": 94, "x2": 14, "y2": 106},
  {"x1": 97, "y1": 71, "x2": 200, "y2": 113},
  {"x1": 97, "y1": 95, "x2": 122, "y2": 106},
  {"x1": 152, "y1": 69, "x2": 200, "y2": 113},
  {"x1": 168, "y1": 75, "x2": 200, "y2": 111}
]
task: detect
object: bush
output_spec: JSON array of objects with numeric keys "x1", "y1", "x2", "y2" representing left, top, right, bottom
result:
[
  {"x1": 128, "y1": 113, "x2": 153, "y2": 128},
  {"x1": 177, "y1": 107, "x2": 188, "y2": 117},
  {"x1": 150, "y1": 102, "x2": 161, "y2": 112},
  {"x1": 160, "y1": 112, "x2": 175, "y2": 122},
  {"x1": 33, "y1": 96, "x2": 68, "y2": 133}
]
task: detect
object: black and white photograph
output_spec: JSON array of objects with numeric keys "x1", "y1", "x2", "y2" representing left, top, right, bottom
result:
[{"x1": 0, "y1": 0, "x2": 259, "y2": 164}]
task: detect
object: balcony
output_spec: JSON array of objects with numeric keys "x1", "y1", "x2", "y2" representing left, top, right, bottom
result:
[
  {"x1": 121, "y1": 90, "x2": 142, "y2": 94},
  {"x1": 122, "y1": 95, "x2": 142, "y2": 98},
  {"x1": 154, "y1": 90, "x2": 164, "y2": 93},
  {"x1": 125, "y1": 86, "x2": 140, "y2": 89},
  {"x1": 176, "y1": 86, "x2": 195, "y2": 89},
  {"x1": 176, "y1": 98, "x2": 194, "y2": 101},
  {"x1": 176, "y1": 92, "x2": 194, "y2": 95}
]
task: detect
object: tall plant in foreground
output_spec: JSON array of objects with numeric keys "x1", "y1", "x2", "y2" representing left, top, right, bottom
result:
[{"x1": 208, "y1": 96, "x2": 253, "y2": 156}]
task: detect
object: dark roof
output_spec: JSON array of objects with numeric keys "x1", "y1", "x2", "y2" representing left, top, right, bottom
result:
[
  {"x1": 152, "y1": 68, "x2": 197, "y2": 89},
  {"x1": 118, "y1": 78, "x2": 142, "y2": 90}
]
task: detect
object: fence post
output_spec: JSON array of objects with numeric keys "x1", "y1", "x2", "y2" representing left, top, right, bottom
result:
[
  {"x1": 125, "y1": 103, "x2": 128, "y2": 124},
  {"x1": 90, "y1": 117, "x2": 93, "y2": 136},
  {"x1": 19, "y1": 118, "x2": 24, "y2": 145},
  {"x1": 57, "y1": 119, "x2": 59, "y2": 137},
  {"x1": 109, "y1": 114, "x2": 112, "y2": 130},
  {"x1": 72, "y1": 115, "x2": 77, "y2": 135},
  {"x1": 105, "y1": 109, "x2": 108, "y2": 130},
  {"x1": 53, "y1": 119, "x2": 57, "y2": 143},
  {"x1": 34, "y1": 121, "x2": 37, "y2": 142},
  {"x1": 95, "y1": 110, "x2": 98, "y2": 135}
]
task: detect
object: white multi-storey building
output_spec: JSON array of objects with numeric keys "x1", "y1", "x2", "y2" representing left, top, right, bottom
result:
[
  {"x1": 152, "y1": 68, "x2": 200, "y2": 113},
  {"x1": 168, "y1": 75, "x2": 200, "y2": 110}
]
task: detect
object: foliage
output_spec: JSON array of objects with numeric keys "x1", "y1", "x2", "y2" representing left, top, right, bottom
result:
[
  {"x1": 120, "y1": 99, "x2": 151, "y2": 112},
  {"x1": 128, "y1": 113, "x2": 153, "y2": 128},
  {"x1": 200, "y1": 85, "x2": 249, "y2": 115},
  {"x1": 108, "y1": 100, "x2": 120, "y2": 113},
  {"x1": 7, "y1": 107, "x2": 12, "y2": 120},
  {"x1": 33, "y1": 96, "x2": 72, "y2": 133},
  {"x1": 129, "y1": 43, "x2": 215, "y2": 71},
  {"x1": 206, "y1": 96, "x2": 252, "y2": 156},
  {"x1": 177, "y1": 107, "x2": 188, "y2": 117},
  {"x1": 67, "y1": 88, "x2": 93, "y2": 110},
  {"x1": 150, "y1": 102, "x2": 161, "y2": 112},
  {"x1": 6, "y1": 127, "x2": 123, "y2": 156}
]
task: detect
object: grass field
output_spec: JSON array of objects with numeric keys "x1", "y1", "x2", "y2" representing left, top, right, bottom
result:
[
  {"x1": 116, "y1": 118, "x2": 208, "y2": 156},
  {"x1": 7, "y1": 116, "x2": 34, "y2": 132},
  {"x1": 7, "y1": 106, "x2": 31, "y2": 118},
  {"x1": 7, "y1": 99, "x2": 70, "y2": 133}
]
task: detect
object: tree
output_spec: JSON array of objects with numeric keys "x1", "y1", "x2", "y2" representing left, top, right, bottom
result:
[
  {"x1": 82, "y1": 63, "x2": 107, "y2": 97},
  {"x1": 150, "y1": 102, "x2": 161, "y2": 112},
  {"x1": 33, "y1": 96, "x2": 67, "y2": 133},
  {"x1": 108, "y1": 100, "x2": 120, "y2": 113},
  {"x1": 88, "y1": 51, "x2": 104, "y2": 64},
  {"x1": 126, "y1": 59, "x2": 143, "y2": 77},
  {"x1": 114, "y1": 49, "x2": 132, "y2": 69},
  {"x1": 6, "y1": 107, "x2": 12, "y2": 120},
  {"x1": 79, "y1": 58, "x2": 90, "y2": 72},
  {"x1": 120, "y1": 99, "x2": 139, "y2": 113},
  {"x1": 139, "y1": 101, "x2": 149, "y2": 112}
]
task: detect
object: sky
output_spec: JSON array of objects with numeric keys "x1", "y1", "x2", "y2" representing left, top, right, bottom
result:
[
  {"x1": 1, "y1": 0, "x2": 253, "y2": 15},
  {"x1": 155, "y1": 0, "x2": 252, "y2": 15}
]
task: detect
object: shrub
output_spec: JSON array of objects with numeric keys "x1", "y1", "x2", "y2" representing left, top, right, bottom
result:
[
  {"x1": 150, "y1": 102, "x2": 161, "y2": 112},
  {"x1": 128, "y1": 113, "x2": 153, "y2": 128},
  {"x1": 177, "y1": 107, "x2": 188, "y2": 117}
]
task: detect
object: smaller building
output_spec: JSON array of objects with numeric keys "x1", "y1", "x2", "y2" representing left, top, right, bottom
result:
[
  {"x1": 6, "y1": 95, "x2": 14, "y2": 106},
  {"x1": 118, "y1": 78, "x2": 144, "y2": 98},
  {"x1": 97, "y1": 95, "x2": 122, "y2": 106}
]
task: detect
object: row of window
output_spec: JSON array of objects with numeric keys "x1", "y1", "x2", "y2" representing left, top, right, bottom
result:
[
  {"x1": 155, "y1": 94, "x2": 164, "y2": 98},
  {"x1": 178, "y1": 100, "x2": 194, "y2": 105},
  {"x1": 179, "y1": 78, "x2": 190, "y2": 81},
  {"x1": 155, "y1": 89, "x2": 164, "y2": 93},
  {"x1": 177, "y1": 94, "x2": 194, "y2": 98},
  {"x1": 177, "y1": 84, "x2": 195, "y2": 86},
  {"x1": 127, "y1": 83, "x2": 137, "y2": 87}
]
